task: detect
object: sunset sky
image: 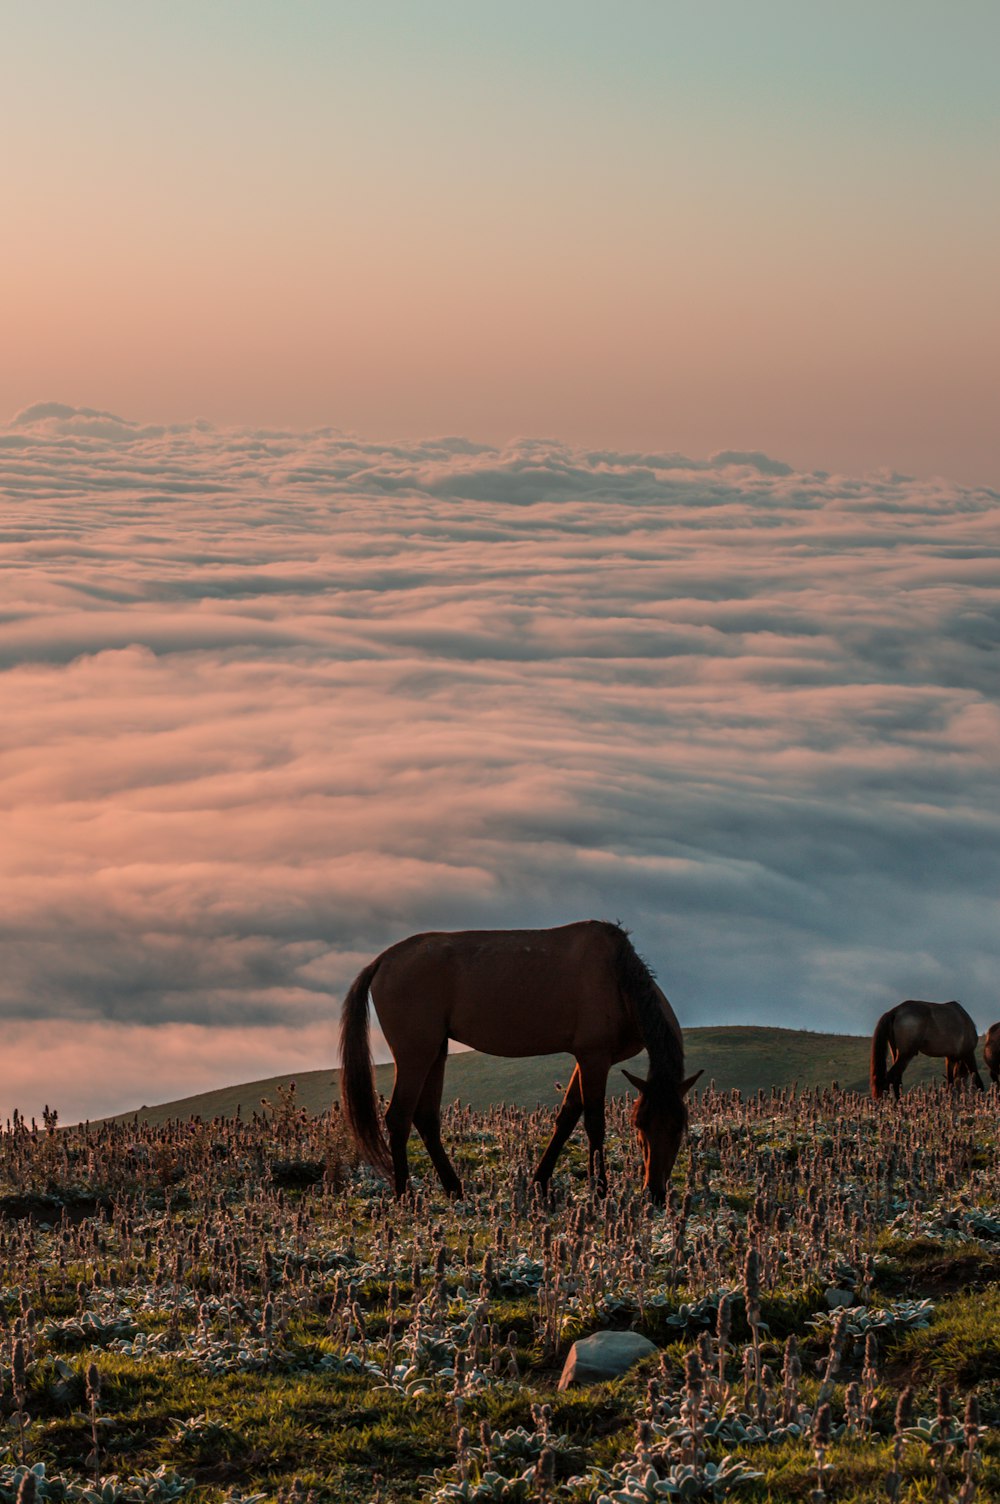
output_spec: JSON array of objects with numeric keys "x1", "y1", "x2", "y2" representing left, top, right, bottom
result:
[
  {"x1": 4, "y1": 1, "x2": 998, "y2": 481},
  {"x1": 2, "y1": 6, "x2": 998, "y2": 1120}
]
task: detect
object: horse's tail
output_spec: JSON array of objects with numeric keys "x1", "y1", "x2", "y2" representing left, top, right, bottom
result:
[
  {"x1": 870, "y1": 1009, "x2": 894, "y2": 1100},
  {"x1": 610, "y1": 924, "x2": 684, "y2": 1083},
  {"x1": 339, "y1": 957, "x2": 392, "y2": 1178}
]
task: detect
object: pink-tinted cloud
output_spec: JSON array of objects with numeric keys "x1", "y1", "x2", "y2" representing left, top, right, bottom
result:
[
  {"x1": 0, "y1": 1019, "x2": 343, "y2": 1125},
  {"x1": 1, "y1": 406, "x2": 999, "y2": 1118}
]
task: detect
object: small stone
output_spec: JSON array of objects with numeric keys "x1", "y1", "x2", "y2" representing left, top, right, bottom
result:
[
  {"x1": 558, "y1": 1330, "x2": 657, "y2": 1390},
  {"x1": 824, "y1": 1287, "x2": 854, "y2": 1309}
]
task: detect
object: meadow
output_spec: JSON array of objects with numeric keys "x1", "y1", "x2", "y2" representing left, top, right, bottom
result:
[{"x1": 1, "y1": 1072, "x2": 997, "y2": 1504}]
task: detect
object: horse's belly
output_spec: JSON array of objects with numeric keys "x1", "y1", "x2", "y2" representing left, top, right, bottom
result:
[
  {"x1": 447, "y1": 1012, "x2": 573, "y2": 1058},
  {"x1": 447, "y1": 1000, "x2": 640, "y2": 1061}
]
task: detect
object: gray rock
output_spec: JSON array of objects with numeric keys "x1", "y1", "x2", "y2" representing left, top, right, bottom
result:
[
  {"x1": 824, "y1": 1287, "x2": 855, "y2": 1309},
  {"x1": 557, "y1": 1329, "x2": 657, "y2": 1390}
]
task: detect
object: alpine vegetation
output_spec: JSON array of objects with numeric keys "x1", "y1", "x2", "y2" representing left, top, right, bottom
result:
[{"x1": 0, "y1": 1078, "x2": 996, "y2": 1501}]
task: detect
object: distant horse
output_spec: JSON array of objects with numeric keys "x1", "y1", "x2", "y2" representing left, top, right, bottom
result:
[
  {"x1": 339, "y1": 920, "x2": 701, "y2": 1204},
  {"x1": 870, "y1": 999, "x2": 984, "y2": 1100},
  {"x1": 984, "y1": 1022, "x2": 1000, "y2": 1085}
]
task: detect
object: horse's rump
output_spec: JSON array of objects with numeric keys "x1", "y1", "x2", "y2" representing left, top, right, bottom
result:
[
  {"x1": 870, "y1": 1009, "x2": 894, "y2": 1099},
  {"x1": 893, "y1": 999, "x2": 977, "y2": 1059}
]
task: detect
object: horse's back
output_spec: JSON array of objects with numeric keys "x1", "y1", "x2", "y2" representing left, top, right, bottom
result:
[
  {"x1": 369, "y1": 920, "x2": 631, "y2": 1059},
  {"x1": 376, "y1": 920, "x2": 616, "y2": 982},
  {"x1": 895, "y1": 998, "x2": 977, "y2": 1057}
]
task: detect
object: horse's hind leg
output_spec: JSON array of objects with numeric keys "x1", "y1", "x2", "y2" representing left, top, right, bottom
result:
[
  {"x1": 533, "y1": 1066, "x2": 583, "y2": 1190},
  {"x1": 385, "y1": 1055, "x2": 438, "y2": 1198},
  {"x1": 886, "y1": 1050, "x2": 911, "y2": 1101},
  {"x1": 412, "y1": 1041, "x2": 463, "y2": 1199}
]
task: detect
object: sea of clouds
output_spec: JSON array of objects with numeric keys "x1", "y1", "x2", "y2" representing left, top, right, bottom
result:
[{"x1": 2, "y1": 403, "x2": 999, "y2": 1119}]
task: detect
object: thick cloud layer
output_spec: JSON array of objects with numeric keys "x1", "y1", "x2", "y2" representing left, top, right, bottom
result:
[{"x1": 2, "y1": 407, "x2": 999, "y2": 1118}]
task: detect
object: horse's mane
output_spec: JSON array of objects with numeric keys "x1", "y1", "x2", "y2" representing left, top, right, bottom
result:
[{"x1": 610, "y1": 923, "x2": 684, "y2": 1090}]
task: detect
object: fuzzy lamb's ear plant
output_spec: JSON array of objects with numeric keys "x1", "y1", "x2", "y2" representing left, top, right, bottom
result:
[
  {"x1": 743, "y1": 1248, "x2": 764, "y2": 1419},
  {"x1": 811, "y1": 1401, "x2": 832, "y2": 1504},
  {"x1": 15, "y1": 1468, "x2": 35, "y2": 1504},
  {"x1": 861, "y1": 1331, "x2": 879, "y2": 1436},
  {"x1": 11, "y1": 1336, "x2": 29, "y2": 1463},
  {"x1": 886, "y1": 1385, "x2": 914, "y2": 1502},
  {"x1": 781, "y1": 1335, "x2": 802, "y2": 1427},
  {"x1": 532, "y1": 1446, "x2": 555, "y2": 1501},
  {"x1": 957, "y1": 1394, "x2": 982, "y2": 1504},
  {"x1": 715, "y1": 1292, "x2": 732, "y2": 1405},
  {"x1": 455, "y1": 1426, "x2": 471, "y2": 1482},
  {"x1": 683, "y1": 1348, "x2": 705, "y2": 1465},
  {"x1": 816, "y1": 1310, "x2": 847, "y2": 1408},
  {"x1": 86, "y1": 1360, "x2": 101, "y2": 1487},
  {"x1": 932, "y1": 1384, "x2": 958, "y2": 1502}
]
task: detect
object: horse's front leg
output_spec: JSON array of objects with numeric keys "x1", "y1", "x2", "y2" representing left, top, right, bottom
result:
[
  {"x1": 533, "y1": 1066, "x2": 583, "y2": 1190},
  {"x1": 579, "y1": 1056, "x2": 611, "y2": 1197}
]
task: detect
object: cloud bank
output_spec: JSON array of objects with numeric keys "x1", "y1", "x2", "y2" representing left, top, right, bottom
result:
[{"x1": 2, "y1": 407, "x2": 999, "y2": 1118}]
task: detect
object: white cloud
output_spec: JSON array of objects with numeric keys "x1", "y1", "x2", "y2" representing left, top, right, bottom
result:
[{"x1": 2, "y1": 405, "x2": 999, "y2": 1116}]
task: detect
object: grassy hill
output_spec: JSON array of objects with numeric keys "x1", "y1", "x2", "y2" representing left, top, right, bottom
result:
[{"x1": 104, "y1": 1025, "x2": 943, "y2": 1125}]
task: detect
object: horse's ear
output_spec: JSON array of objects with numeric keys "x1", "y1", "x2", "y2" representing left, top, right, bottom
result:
[
  {"x1": 622, "y1": 1069, "x2": 647, "y2": 1093},
  {"x1": 681, "y1": 1070, "x2": 704, "y2": 1096}
]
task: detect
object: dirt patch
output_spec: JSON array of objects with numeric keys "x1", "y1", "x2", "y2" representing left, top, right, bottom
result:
[
  {"x1": 888, "y1": 1251, "x2": 1000, "y2": 1297},
  {"x1": 0, "y1": 1191, "x2": 110, "y2": 1223}
]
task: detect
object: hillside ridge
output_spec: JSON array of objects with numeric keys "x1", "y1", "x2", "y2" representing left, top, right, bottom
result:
[{"x1": 100, "y1": 1024, "x2": 941, "y2": 1126}]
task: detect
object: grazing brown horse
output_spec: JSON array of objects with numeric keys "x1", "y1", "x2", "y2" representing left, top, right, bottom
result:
[
  {"x1": 339, "y1": 919, "x2": 701, "y2": 1204},
  {"x1": 984, "y1": 1022, "x2": 1000, "y2": 1085},
  {"x1": 870, "y1": 999, "x2": 984, "y2": 1100}
]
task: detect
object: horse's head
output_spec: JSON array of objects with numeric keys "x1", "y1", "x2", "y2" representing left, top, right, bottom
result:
[{"x1": 623, "y1": 1068, "x2": 703, "y2": 1205}]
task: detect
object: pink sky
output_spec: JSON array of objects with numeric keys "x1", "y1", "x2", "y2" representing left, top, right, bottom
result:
[
  {"x1": 2, "y1": 4, "x2": 998, "y2": 482},
  {"x1": 2, "y1": 9, "x2": 999, "y2": 1119}
]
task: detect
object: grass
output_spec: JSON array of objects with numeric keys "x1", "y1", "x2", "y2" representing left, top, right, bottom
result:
[{"x1": 888, "y1": 1290, "x2": 1000, "y2": 1386}]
